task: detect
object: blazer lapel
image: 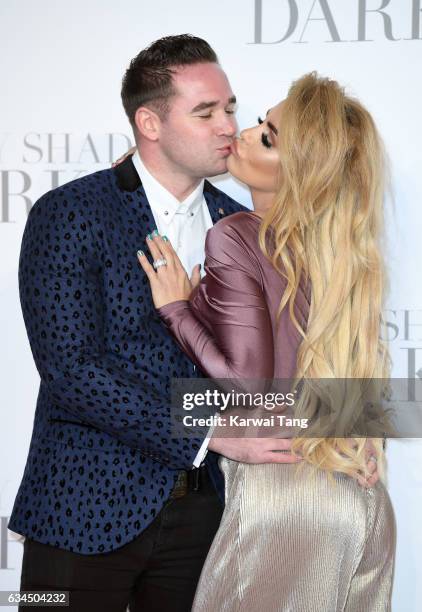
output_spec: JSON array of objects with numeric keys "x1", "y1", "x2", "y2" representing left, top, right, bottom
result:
[
  {"x1": 114, "y1": 155, "x2": 156, "y2": 237},
  {"x1": 114, "y1": 158, "x2": 227, "y2": 232},
  {"x1": 204, "y1": 180, "x2": 227, "y2": 225},
  {"x1": 114, "y1": 154, "x2": 142, "y2": 192}
]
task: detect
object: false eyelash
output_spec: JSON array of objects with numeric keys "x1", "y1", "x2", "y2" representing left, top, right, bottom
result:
[
  {"x1": 258, "y1": 116, "x2": 272, "y2": 147},
  {"x1": 261, "y1": 133, "x2": 272, "y2": 148}
]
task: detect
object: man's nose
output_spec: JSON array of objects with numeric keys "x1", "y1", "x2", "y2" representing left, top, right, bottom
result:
[{"x1": 217, "y1": 113, "x2": 237, "y2": 137}]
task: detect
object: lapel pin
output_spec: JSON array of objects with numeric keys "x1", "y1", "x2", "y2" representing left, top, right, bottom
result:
[{"x1": 218, "y1": 208, "x2": 225, "y2": 216}]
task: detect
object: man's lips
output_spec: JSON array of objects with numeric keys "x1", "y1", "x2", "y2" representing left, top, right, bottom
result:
[{"x1": 217, "y1": 144, "x2": 232, "y2": 156}]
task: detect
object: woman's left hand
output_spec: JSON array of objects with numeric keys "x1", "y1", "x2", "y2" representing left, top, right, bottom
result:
[{"x1": 137, "y1": 231, "x2": 201, "y2": 309}]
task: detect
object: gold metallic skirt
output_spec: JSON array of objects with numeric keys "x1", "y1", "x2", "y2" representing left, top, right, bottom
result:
[{"x1": 192, "y1": 458, "x2": 395, "y2": 612}]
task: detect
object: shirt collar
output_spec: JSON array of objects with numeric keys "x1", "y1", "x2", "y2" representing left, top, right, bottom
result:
[{"x1": 132, "y1": 150, "x2": 205, "y2": 224}]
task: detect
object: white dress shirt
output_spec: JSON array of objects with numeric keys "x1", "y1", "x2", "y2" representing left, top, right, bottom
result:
[{"x1": 132, "y1": 151, "x2": 213, "y2": 467}]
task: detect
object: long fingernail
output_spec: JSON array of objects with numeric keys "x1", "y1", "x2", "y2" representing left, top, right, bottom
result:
[
  {"x1": 162, "y1": 235, "x2": 169, "y2": 242},
  {"x1": 137, "y1": 250, "x2": 144, "y2": 257},
  {"x1": 152, "y1": 229, "x2": 159, "y2": 237},
  {"x1": 146, "y1": 234, "x2": 152, "y2": 241}
]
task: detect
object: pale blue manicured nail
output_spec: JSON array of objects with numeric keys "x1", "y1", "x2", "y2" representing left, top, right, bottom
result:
[
  {"x1": 146, "y1": 234, "x2": 152, "y2": 241},
  {"x1": 162, "y1": 235, "x2": 169, "y2": 242},
  {"x1": 152, "y1": 229, "x2": 159, "y2": 237},
  {"x1": 137, "y1": 250, "x2": 144, "y2": 257}
]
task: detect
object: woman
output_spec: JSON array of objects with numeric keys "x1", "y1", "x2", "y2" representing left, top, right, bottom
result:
[{"x1": 137, "y1": 72, "x2": 395, "y2": 611}]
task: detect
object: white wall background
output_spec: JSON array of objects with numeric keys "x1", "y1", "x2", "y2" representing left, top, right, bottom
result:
[{"x1": 1, "y1": 1, "x2": 421, "y2": 609}]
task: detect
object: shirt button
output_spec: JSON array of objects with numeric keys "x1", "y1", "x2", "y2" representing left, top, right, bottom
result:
[
  {"x1": 190, "y1": 212, "x2": 194, "y2": 217},
  {"x1": 164, "y1": 211, "x2": 169, "y2": 216}
]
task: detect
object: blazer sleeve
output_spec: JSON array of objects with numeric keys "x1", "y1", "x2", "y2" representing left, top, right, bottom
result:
[
  {"x1": 157, "y1": 218, "x2": 274, "y2": 381},
  {"x1": 19, "y1": 191, "x2": 202, "y2": 468}
]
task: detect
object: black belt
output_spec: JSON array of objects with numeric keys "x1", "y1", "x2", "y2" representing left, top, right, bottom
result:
[{"x1": 169, "y1": 464, "x2": 207, "y2": 499}]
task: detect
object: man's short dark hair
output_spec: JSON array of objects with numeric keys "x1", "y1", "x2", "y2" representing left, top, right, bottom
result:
[{"x1": 121, "y1": 34, "x2": 218, "y2": 127}]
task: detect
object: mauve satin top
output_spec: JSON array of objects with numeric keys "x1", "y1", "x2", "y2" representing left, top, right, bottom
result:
[
  {"x1": 157, "y1": 211, "x2": 310, "y2": 382},
  {"x1": 157, "y1": 211, "x2": 396, "y2": 612}
]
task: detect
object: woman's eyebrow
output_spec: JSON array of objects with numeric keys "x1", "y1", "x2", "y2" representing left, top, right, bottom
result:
[
  {"x1": 264, "y1": 108, "x2": 278, "y2": 135},
  {"x1": 267, "y1": 121, "x2": 278, "y2": 135}
]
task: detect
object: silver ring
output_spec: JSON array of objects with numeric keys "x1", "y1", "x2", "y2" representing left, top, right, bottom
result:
[
  {"x1": 369, "y1": 455, "x2": 377, "y2": 463},
  {"x1": 153, "y1": 258, "x2": 167, "y2": 270}
]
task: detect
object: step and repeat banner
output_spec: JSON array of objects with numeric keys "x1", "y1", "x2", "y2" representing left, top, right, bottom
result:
[{"x1": 1, "y1": 1, "x2": 421, "y2": 609}]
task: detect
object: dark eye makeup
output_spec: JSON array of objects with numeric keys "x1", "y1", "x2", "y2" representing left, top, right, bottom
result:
[{"x1": 258, "y1": 116, "x2": 272, "y2": 149}]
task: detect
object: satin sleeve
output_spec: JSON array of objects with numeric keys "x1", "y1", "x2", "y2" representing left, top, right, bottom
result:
[{"x1": 157, "y1": 219, "x2": 274, "y2": 380}]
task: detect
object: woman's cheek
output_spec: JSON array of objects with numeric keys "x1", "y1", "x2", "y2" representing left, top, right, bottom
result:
[
  {"x1": 259, "y1": 153, "x2": 280, "y2": 187},
  {"x1": 251, "y1": 152, "x2": 280, "y2": 191},
  {"x1": 227, "y1": 155, "x2": 248, "y2": 183}
]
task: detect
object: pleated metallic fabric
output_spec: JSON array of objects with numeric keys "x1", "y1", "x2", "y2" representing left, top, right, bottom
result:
[
  {"x1": 192, "y1": 458, "x2": 395, "y2": 612},
  {"x1": 157, "y1": 212, "x2": 396, "y2": 611}
]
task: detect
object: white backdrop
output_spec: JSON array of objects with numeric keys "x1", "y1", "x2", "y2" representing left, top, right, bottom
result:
[{"x1": 1, "y1": 1, "x2": 422, "y2": 609}]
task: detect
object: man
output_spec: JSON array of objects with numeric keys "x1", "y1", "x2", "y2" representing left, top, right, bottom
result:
[{"x1": 9, "y1": 34, "x2": 378, "y2": 611}]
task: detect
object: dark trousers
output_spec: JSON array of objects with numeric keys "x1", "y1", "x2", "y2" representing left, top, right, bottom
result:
[{"x1": 19, "y1": 466, "x2": 223, "y2": 612}]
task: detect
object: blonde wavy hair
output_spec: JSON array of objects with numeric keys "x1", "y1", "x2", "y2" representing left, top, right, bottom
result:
[{"x1": 258, "y1": 72, "x2": 391, "y2": 481}]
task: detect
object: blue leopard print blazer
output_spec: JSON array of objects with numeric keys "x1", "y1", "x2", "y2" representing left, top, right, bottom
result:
[{"x1": 8, "y1": 156, "x2": 247, "y2": 554}]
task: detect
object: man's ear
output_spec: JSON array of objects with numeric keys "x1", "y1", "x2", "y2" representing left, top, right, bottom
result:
[{"x1": 134, "y1": 106, "x2": 161, "y2": 142}]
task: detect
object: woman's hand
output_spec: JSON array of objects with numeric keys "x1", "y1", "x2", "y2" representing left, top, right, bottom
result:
[
  {"x1": 112, "y1": 146, "x2": 137, "y2": 167},
  {"x1": 339, "y1": 438, "x2": 380, "y2": 488},
  {"x1": 137, "y1": 231, "x2": 201, "y2": 309}
]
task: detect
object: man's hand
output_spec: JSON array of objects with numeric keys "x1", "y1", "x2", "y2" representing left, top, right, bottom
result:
[{"x1": 208, "y1": 437, "x2": 302, "y2": 464}]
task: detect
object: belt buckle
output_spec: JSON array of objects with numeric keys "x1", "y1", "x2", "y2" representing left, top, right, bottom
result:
[{"x1": 170, "y1": 470, "x2": 188, "y2": 499}]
